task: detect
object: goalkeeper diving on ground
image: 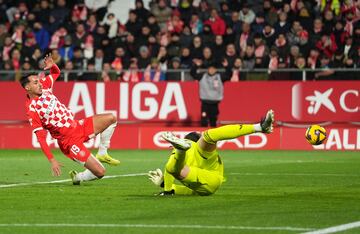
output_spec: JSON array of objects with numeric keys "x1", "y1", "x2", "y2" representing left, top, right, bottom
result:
[{"x1": 148, "y1": 109, "x2": 274, "y2": 196}]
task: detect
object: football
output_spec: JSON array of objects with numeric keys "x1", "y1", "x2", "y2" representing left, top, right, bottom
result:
[{"x1": 305, "y1": 125, "x2": 327, "y2": 145}]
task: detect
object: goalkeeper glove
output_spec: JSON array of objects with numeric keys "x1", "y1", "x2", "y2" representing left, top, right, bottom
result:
[{"x1": 148, "y1": 168, "x2": 164, "y2": 187}]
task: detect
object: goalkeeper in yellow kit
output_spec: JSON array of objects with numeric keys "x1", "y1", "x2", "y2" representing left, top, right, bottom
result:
[{"x1": 148, "y1": 110, "x2": 274, "y2": 196}]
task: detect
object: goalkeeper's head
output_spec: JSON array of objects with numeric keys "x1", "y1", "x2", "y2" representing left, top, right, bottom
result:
[{"x1": 184, "y1": 132, "x2": 201, "y2": 142}]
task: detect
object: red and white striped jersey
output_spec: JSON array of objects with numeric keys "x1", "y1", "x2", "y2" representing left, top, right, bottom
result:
[{"x1": 25, "y1": 65, "x2": 76, "y2": 139}]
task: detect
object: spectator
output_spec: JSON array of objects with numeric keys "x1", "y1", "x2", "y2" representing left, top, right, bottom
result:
[
  {"x1": 81, "y1": 61, "x2": 98, "y2": 81},
  {"x1": 190, "y1": 60, "x2": 231, "y2": 127},
  {"x1": 63, "y1": 61, "x2": 74, "y2": 81},
  {"x1": 224, "y1": 43, "x2": 237, "y2": 68},
  {"x1": 293, "y1": 56, "x2": 307, "y2": 80},
  {"x1": 122, "y1": 58, "x2": 142, "y2": 82},
  {"x1": 1, "y1": 61, "x2": 15, "y2": 81},
  {"x1": 180, "y1": 47, "x2": 192, "y2": 69},
  {"x1": 101, "y1": 62, "x2": 117, "y2": 81},
  {"x1": 51, "y1": 0, "x2": 70, "y2": 27},
  {"x1": 134, "y1": 0, "x2": 151, "y2": 23},
  {"x1": 212, "y1": 35, "x2": 226, "y2": 65},
  {"x1": 190, "y1": 36, "x2": 204, "y2": 59},
  {"x1": 204, "y1": 9, "x2": 226, "y2": 35},
  {"x1": 167, "y1": 12, "x2": 184, "y2": 34},
  {"x1": 198, "y1": 0, "x2": 211, "y2": 22},
  {"x1": 201, "y1": 24, "x2": 215, "y2": 46},
  {"x1": 166, "y1": 33, "x2": 181, "y2": 58},
  {"x1": 33, "y1": 22, "x2": 50, "y2": 53},
  {"x1": 0, "y1": 25, "x2": 9, "y2": 48},
  {"x1": 71, "y1": 47, "x2": 85, "y2": 79},
  {"x1": 143, "y1": 59, "x2": 166, "y2": 81},
  {"x1": 239, "y1": 3, "x2": 256, "y2": 24},
  {"x1": 35, "y1": 0, "x2": 51, "y2": 25},
  {"x1": 229, "y1": 58, "x2": 244, "y2": 81},
  {"x1": 236, "y1": 22, "x2": 252, "y2": 54},
  {"x1": 275, "y1": 33, "x2": 289, "y2": 62},
  {"x1": 86, "y1": 14, "x2": 98, "y2": 33},
  {"x1": 342, "y1": 36, "x2": 357, "y2": 59},
  {"x1": 102, "y1": 13, "x2": 118, "y2": 39},
  {"x1": 151, "y1": 0, "x2": 172, "y2": 30},
  {"x1": 71, "y1": 23, "x2": 89, "y2": 48},
  {"x1": 307, "y1": 48, "x2": 321, "y2": 69},
  {"x1": 30, "y1": 48, "x2": 43, "y2": 69},
  {"x1": 111, "y1": 47, "x2": 129, "y2": 75},
  {"x1": 190, "y1": 13, "x2": 203, "y2": 35},
  {"x1": 274, "y1": 11, "x2": 291, "y2": 36},
  {"x1": 228, "y1": 11, "x2": 242, "y2": 35},
  {"x1": 201, "y1": 46, "x2": 215, "y2": 68},
  {"x1": 138, "y1": 45, "x2": 152, "y2": 69},
  {"x1": 316, "y1": 33, "x2": 338, "y2": 58},
  {"x1": 22, "y1": 33, "x2": 38, "y2": 59},
  {"x1": 125, "y1": 10, "x2": 141, "y2": 37},
  {"x1": 179, "y1": 26, "x2": 193, "y2": 48},
  {"x1": 253, "y1": 33, "x2": 268, "y2": 59},
  {"x1": 157, "y1": 46, "x2": 169, "y2": 70},
  {"x1": 59, "y1": 36, "x2": 74, "y2": 62},
  {"x1": 262, "y1": 24, "x2": 276, "y2": 47},
  {"x1": 94, "y1": 48, "x2": 105, "y2": 71},
  {"x1": 314, "y1": 55, "x2": 335, "y2": 80},
  {"x1": 252, "y1": 13, "x2": 266, "y2": 35},
  {"x1": 289, "y1": 45, "x2": 301, "y2": 68},
  {"x1": 51, "y1": 49, "x2": 64, "y2": 68},
  {"x1": 147, "y1": 14, "x2": 160, "y2": 36},
  {"x1": 242, "y1": 44, "x2": 256, "y2": 70},
  {"x1": 166, "y1": 57, "x2": 182, "y2": 81}
]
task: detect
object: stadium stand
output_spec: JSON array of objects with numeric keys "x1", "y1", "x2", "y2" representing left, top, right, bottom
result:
[{"x1": 0, "y1": 0, "x2": 359, "y2": 81}]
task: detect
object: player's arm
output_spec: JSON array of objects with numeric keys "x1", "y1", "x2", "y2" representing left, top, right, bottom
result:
[
  {"x1": 34, "y1": 129, "x2": 62, "y2": 176},
  {"x1": 28, "y1": 110, "x2": 62, "y2": 176},
  {"x1": 43, "y1": 53, "x2": 61, "y2": 83}
]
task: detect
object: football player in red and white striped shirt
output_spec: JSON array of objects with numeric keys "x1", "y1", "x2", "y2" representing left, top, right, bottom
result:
[{"x1": 20, "y1": 54, "x2": 120, "y2": 185}]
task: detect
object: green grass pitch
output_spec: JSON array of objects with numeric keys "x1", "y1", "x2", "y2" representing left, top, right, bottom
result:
[{"x1": 0, "y1": 149, "x2": 359, "y2": 234}]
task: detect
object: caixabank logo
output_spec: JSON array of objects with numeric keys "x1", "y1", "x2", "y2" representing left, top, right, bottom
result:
[{"x1": 291, "y1": 83, "x2": 359, "y2": 121}]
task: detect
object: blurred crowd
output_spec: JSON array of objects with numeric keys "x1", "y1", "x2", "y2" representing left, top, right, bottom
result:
[{"x1": 0, "y1": 0, "x2": 360, "y2": 81}]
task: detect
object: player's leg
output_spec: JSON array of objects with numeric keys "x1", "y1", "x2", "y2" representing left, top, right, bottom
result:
[
  {"x1": 200, "y1": 102, "x2": 209, "y2": 127},
  {"x1": 199, "y1": 109, "x2": 275, "y2": 152},
  {"x1": 162, "y1": 169, "x2": 195, "y2": 195},
  {"x1": 208, "y1": 103, "x2": 219, "y2": 127},
  {"x1": 162, "y1": 132, "x2": 223, "y2": 196},
  {"x1": 92, "y1": 113, "x2": 120, "y2": 165},
  {"x1": 70, "y1": 154, "x2": 106, "y2": 185}
]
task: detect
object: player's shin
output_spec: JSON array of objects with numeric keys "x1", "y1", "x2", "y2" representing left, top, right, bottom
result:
[
  {"x1": 203, "y1": 124, "x2": 256, "y2": 144},
  {"x1": 163, "y1": 170, "x2": 175, "y2": 191},
  {"x1": 97, "y1": 122, "x2": 117, "y2": 156},
  {"x1": 165, "y1": 151, "x2": 186, "y2": 177}
]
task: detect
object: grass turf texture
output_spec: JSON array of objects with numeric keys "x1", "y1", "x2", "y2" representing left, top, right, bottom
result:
[{"x1": 0, "y1": 150, "x2": 359, "y2": 234}]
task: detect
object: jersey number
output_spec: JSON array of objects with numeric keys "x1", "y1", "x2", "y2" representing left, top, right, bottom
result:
[{"x1": 70, "y1": 145, "x2": 81, "y2": 155}]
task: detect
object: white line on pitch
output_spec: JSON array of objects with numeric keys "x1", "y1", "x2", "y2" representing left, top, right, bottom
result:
[
  {"x1": 0, "y1": 173, "x2": 146, "y2": 189},
  {"x1": 230, "y1": 172, "x2": 360, "y2": 177},
  {"x1": 301, "y1": 221, "x2": 360, "y2": 234},
  {"x1": 0, "y1": 223, "x2": 314, "y2": 232}
]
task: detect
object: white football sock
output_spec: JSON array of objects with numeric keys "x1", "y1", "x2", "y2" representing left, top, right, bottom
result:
[
  {"x1": 75, "y1": 169, "x2": 99, "y2": 182},
  {"x1": 97, "y1": 122, "x2": 117, "y2": 156},
  {"x1": 254, "y1": 123, "x2": 262, "y2": 132}
]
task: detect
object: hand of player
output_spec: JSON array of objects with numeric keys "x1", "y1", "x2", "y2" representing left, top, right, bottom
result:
[
  {"x1": 43, "y1": 53, "x2": 55, "y2": 70},
  {"x1": 50, "y1": 158, "x2": 63, "y2": 177},
  {"x1": 148, "y1": 168, "x2": 163, "y2": 187}
]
